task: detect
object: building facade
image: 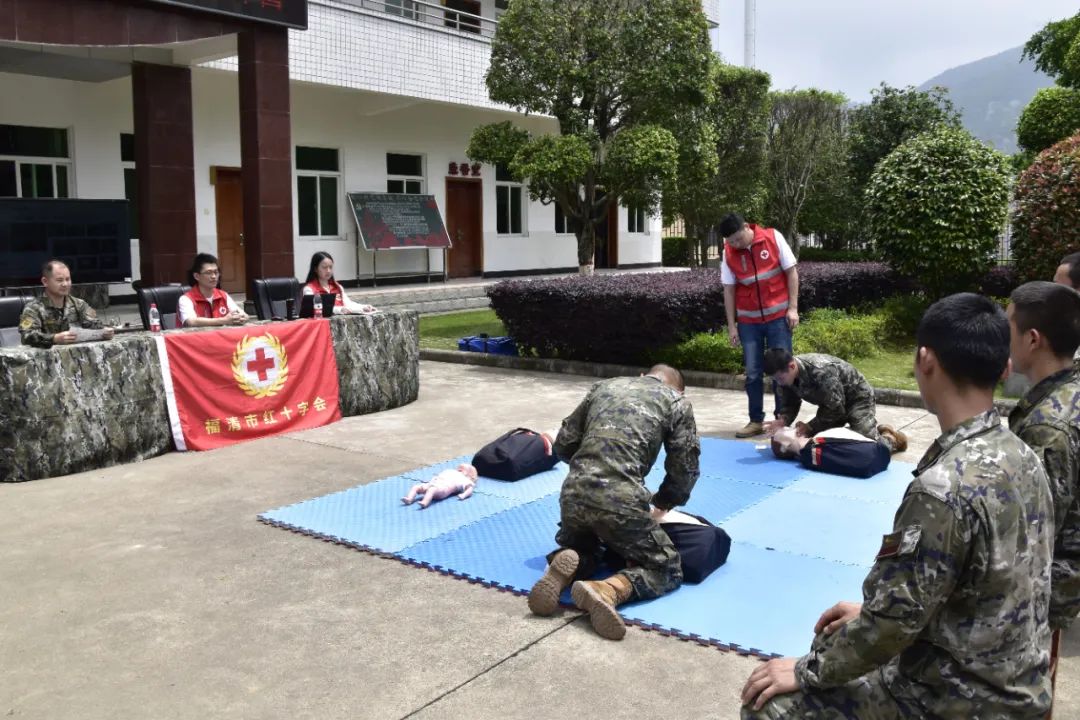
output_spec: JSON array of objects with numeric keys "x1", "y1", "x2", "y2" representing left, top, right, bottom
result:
[{"x1": 0, "y1": 0, "x2": 721, "y2": 295}]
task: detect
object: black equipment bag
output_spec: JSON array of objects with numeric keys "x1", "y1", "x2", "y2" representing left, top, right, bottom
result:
[
  {"x1": 471, "y1": 428, "x2": 558, "y2": 481},
  {"x1": 603, "y1": 514, "x2": 732, "y2": 584}
]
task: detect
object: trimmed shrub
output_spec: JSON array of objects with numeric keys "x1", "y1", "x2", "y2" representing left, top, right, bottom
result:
[
  {"x1": 793, "y1": 309, "x2": 887, "y2": 360},
  {"x1": 866, "y1": 126, "x2": 1012, "y2": 298},
  {"x1": 662, "y1": 236, "x2": 694, "y2": 267},
  {"x1": 798, "y1": 262, "x2": 913, "y2": 311},
  {"x1": 488, "y1": 270, "x2": 726, "y2": 364},
  {"x1": 876, "y1": 294, "x2": 932, "y2": 345},
  {"x1": 650, "y1": 331, "x2": 745, "y2": 374},
  {"x1": 1017, "y1": 86, "x2": 1080, "y2": 156},
  {"x1": 1012, "y1": 133, "x2": 1080, "y2": 282},
  {"x1": 488, "y1": 263, "x2": 908, "y2": 364}
]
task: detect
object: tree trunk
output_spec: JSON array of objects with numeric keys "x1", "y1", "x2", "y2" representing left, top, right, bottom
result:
[{"x1": 576, "y1": 222, "x2": 595, "y2": 275}]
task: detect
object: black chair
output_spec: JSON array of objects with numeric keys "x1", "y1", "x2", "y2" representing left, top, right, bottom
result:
[
  {"x1": 0, "y1": 295, "x2": 28, "y2": 347},
  {"x1": 135, "y1": 285, "x2": 189, "y2": 330},
  {"x1": 251, "y1": 277, "x2": 301, "y2": 321}
]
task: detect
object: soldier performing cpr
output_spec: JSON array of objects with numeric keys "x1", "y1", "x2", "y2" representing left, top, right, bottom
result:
[
  {"x1": 527, "y1": 364, "x2": 700, "y2": 640},
  {"x1": 763, "y1": 350, "x2": 907, "y2": 453}
]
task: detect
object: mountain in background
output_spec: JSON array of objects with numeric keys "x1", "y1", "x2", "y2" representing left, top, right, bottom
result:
[{"x1": 917, "y1": 46, "x2": 1055, "y2": 154}]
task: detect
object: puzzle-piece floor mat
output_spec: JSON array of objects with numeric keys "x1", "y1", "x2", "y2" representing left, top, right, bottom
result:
[{"x1": 260, "y1": 437, "x2": 916, "y2": 657}]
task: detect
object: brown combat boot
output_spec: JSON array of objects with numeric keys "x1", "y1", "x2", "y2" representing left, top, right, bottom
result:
[
  {"x1": 528, "y1": 549, "x2": 579, "y2": 616},
  {"x1": 570, "y1": 573, "x2": 634, "y2": 640},
  {"x1": 735, "y1": 421, "x2": 764, "y2": 438},
  {"x1": 878, "y1": 425, "x2": 908, "y2": 453}
]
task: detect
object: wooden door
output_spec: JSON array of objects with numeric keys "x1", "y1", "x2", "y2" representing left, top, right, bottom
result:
[
  {"x1": 214, "y1": 168, "x2": 246, "y2": 293},
  {"x1": 446, "y1": 178, "x2": 482, "y2": 278},
  {"x1": 607, "y1": 199, "x2": 619, "y2": 268}
]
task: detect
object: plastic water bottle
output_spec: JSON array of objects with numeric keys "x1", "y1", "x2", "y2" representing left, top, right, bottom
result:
[
  {"x1": 313, "y1": 301, "x2": 323, "y2": 320},
  {"x1": 148, "y1": 303, "x2": 162, "y2": 333}
]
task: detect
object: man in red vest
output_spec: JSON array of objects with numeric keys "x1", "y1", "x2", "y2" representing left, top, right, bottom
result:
[
  {"x1": 178, "y1": 253, "x2": 249, "y2": 328},
  {"x1": 719, "y1": 213, "x2": 800, "y2": 438}
]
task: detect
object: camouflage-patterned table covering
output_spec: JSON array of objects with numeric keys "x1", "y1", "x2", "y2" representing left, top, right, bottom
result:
[{"x1": 0, "y1": 311, "x2": 419, "y2": 482}]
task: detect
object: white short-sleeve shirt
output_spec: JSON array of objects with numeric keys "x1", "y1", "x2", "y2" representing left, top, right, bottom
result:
[{"x1": 720, "y1": 229, "x2": 797, "y2": 285}]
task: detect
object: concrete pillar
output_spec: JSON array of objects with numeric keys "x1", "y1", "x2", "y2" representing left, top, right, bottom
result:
[
  {"x1": 238, "y1": 26, "x2": 294, "y2": 282},
  {"x1": 132, "y1": 62, "x2": 198, "y2": 286}
]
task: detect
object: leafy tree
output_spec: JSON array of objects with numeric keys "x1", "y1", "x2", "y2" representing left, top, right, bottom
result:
[
  {"x1": 1023, "y1": 12, "x2": 1080, "y2": 88},
  {"x1": 1016, "y1": 86, "x2": 1080, "y2": 155},
  {"x1": 795, "y1": 111, "x2": 859, "y2": 251},
  {"x1": 847, "y1": 84, "x2": 961, "y2": 200},
  {"x1": 865, "y1": 127, "x2": 1011, "y2": 298},
  {"x1": 763, "y1": 88, "x2": 847, "y2": 249},
  {"x1": 467, "y1": 0, "x2": 714, "y2": 273},
  {"x1": 663, "y1": 58, "x2": 771, "y2": 265},
  {"x1": 1012, "y1": 132, "x2": 1080, "y2": 282}
]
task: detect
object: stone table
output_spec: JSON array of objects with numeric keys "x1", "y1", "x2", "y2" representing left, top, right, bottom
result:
[{"x1": 0, "y1": 311, "x2": 418, "y2": 482}]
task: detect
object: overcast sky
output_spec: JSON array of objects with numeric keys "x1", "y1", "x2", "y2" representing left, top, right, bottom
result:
[{"x1": 712, "y1": 1, "x2": 1079, "y2": 102}]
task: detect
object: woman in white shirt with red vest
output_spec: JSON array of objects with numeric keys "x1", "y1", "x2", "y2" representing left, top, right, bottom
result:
[
  {"x1": 303, "y1": 252, "x2": 376, "y2": 315},
  {"x1": 178, "y1": 252, "x2": 249, "y2": 327}
]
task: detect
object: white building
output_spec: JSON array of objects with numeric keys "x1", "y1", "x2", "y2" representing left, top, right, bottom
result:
[{"x1": 0, "y1": 0, "x2": 720, "y2": 296}]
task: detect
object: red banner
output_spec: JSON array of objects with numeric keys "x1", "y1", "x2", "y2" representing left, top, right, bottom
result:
[{"x1": 155, "y1": 320, "x2": 341, "y2": 451}]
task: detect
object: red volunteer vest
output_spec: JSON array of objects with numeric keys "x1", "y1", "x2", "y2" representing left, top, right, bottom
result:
[
  {"x1": 184, "y1": 287, "x2": 230, "y2": 319},
  {"x1": 724, "y1": 225, "x2": 790, "y2": 324},
  {"x1": 305, "y1": 279, "x2": 345, "y2": 308}
]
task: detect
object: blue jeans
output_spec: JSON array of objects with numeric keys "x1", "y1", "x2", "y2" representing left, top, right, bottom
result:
[{"x1": 738, "y1": 317, "x2": 793, "y2": 423}]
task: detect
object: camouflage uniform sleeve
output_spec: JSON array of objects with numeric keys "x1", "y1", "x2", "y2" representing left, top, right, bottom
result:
[
  {"x1": 651, "y1": 399, "x2": 701, "y2": 510},
  {"x1": 74, "y1": 298, "x2": 103, "y2": 329},
  {"x1": 1019, "y1": 423, "x2": 1080, "y2": 628},
  {"x1": 553, "y1": 384, "x2": 596, "y2": 463},
  {"x1": 795, "y1": 489, "x2": 964, "y2": 688},
  {"x1": 18, "y1": 304, "x2": 54, "y2": 349},
  {"x1": 777, "y1": 385, "x2": 802, "y2": 426},
  {"x1": 805, "y1": 372, "x2": 849, "y2": 435}
]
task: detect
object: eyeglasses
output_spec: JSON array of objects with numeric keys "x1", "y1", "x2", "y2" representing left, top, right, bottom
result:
[{"x1": 199, "y1": 269, "x2": 221, "y2": 276}]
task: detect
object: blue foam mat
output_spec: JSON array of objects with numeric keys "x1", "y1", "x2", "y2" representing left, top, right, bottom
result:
[
  {"x1": 261, "y1": 438, "x2": 918, "y2": 657},
  {"x1": 399, "y1": 494, "x2": 561, "y2": 591},
  {"x1": 719, "y1": 489, "x2": 896, "y2": 567},
  {"x1": 260, "y1": 475, "x2": 519, "y2": 553},
  {"x1": 623, "y1": 542, "x2": 869, "y2": 657}
]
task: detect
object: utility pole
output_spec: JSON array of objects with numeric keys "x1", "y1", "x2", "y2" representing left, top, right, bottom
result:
[{"x1": 744, "y1": 0, "x2": 756, "y2": 68}]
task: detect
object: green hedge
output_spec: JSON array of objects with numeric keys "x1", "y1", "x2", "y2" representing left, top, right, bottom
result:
[{"x1": 653, "y1": 306, "x2": 897, "y2": 374}]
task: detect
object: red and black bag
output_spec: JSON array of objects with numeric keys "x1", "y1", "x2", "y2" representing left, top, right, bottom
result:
[{"x1": 472, "y1": 428, "x2": 557, "y2": 481}]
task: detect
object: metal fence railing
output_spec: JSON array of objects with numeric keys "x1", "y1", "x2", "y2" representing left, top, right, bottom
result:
[{"x1": 335, "y1": 0, "x2": 499, "y2": 39}]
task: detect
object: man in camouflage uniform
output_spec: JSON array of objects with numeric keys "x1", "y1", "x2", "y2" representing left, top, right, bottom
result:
[
  {"x1": 1008, "y1": 281, "x2": 1080, "y2": 629},
  {"x1": 742, "y1": 293, "x2": 1054, "y2": 719},
  {"x1": 527, "y1": 364, "x2": 700, "y2": 640},
  {"x1": 762, "y1": 349, "x2": 907, "y2": 453},
  {"x1": 19, "y1": 259, "x2": 111, "y2": 349}
]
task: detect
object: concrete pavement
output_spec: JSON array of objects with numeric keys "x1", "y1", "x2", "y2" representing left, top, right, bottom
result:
[{"x1": 1, "y1": 360, "x2": 1076, "y2": 719}]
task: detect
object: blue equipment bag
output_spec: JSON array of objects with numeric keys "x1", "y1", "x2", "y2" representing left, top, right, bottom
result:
[{"x1": 457, "y1": 334, "x2": 518, "y2": 356}]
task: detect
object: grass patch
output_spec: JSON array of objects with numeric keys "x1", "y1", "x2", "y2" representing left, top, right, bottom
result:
[
  {"x1": 419, "y1": 309, "x2": 505, "y2": 350},
  {"x1": 851, "y1": 349, "x2": 918, "y2": 392}
]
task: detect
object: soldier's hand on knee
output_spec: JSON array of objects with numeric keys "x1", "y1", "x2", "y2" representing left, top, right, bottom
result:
[
  {"x1": 741, "y1": 657, "x2": 798, "y2": 710},
  {"x1": 814, "y1": 601, "x2": 862, "y2": 635}
]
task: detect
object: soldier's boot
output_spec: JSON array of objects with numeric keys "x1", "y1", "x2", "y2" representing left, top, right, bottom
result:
[
  {"x1": 877, "y1": 425, "x2": 908, "y2": 454},
  {"x1": 527, "y1": 549, "x2": 580, "y2": 616},
  {"x1": 735, "y1": 421, "x2": 764, "y2": 438},
  {"x1": 571, "y1": 573, "x2": 634, "y2": 640}
]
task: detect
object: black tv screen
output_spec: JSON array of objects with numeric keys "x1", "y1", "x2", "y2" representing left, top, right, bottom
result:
[{"x1": 0, "y1": 199, "x2": 132, "y2": 285}]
